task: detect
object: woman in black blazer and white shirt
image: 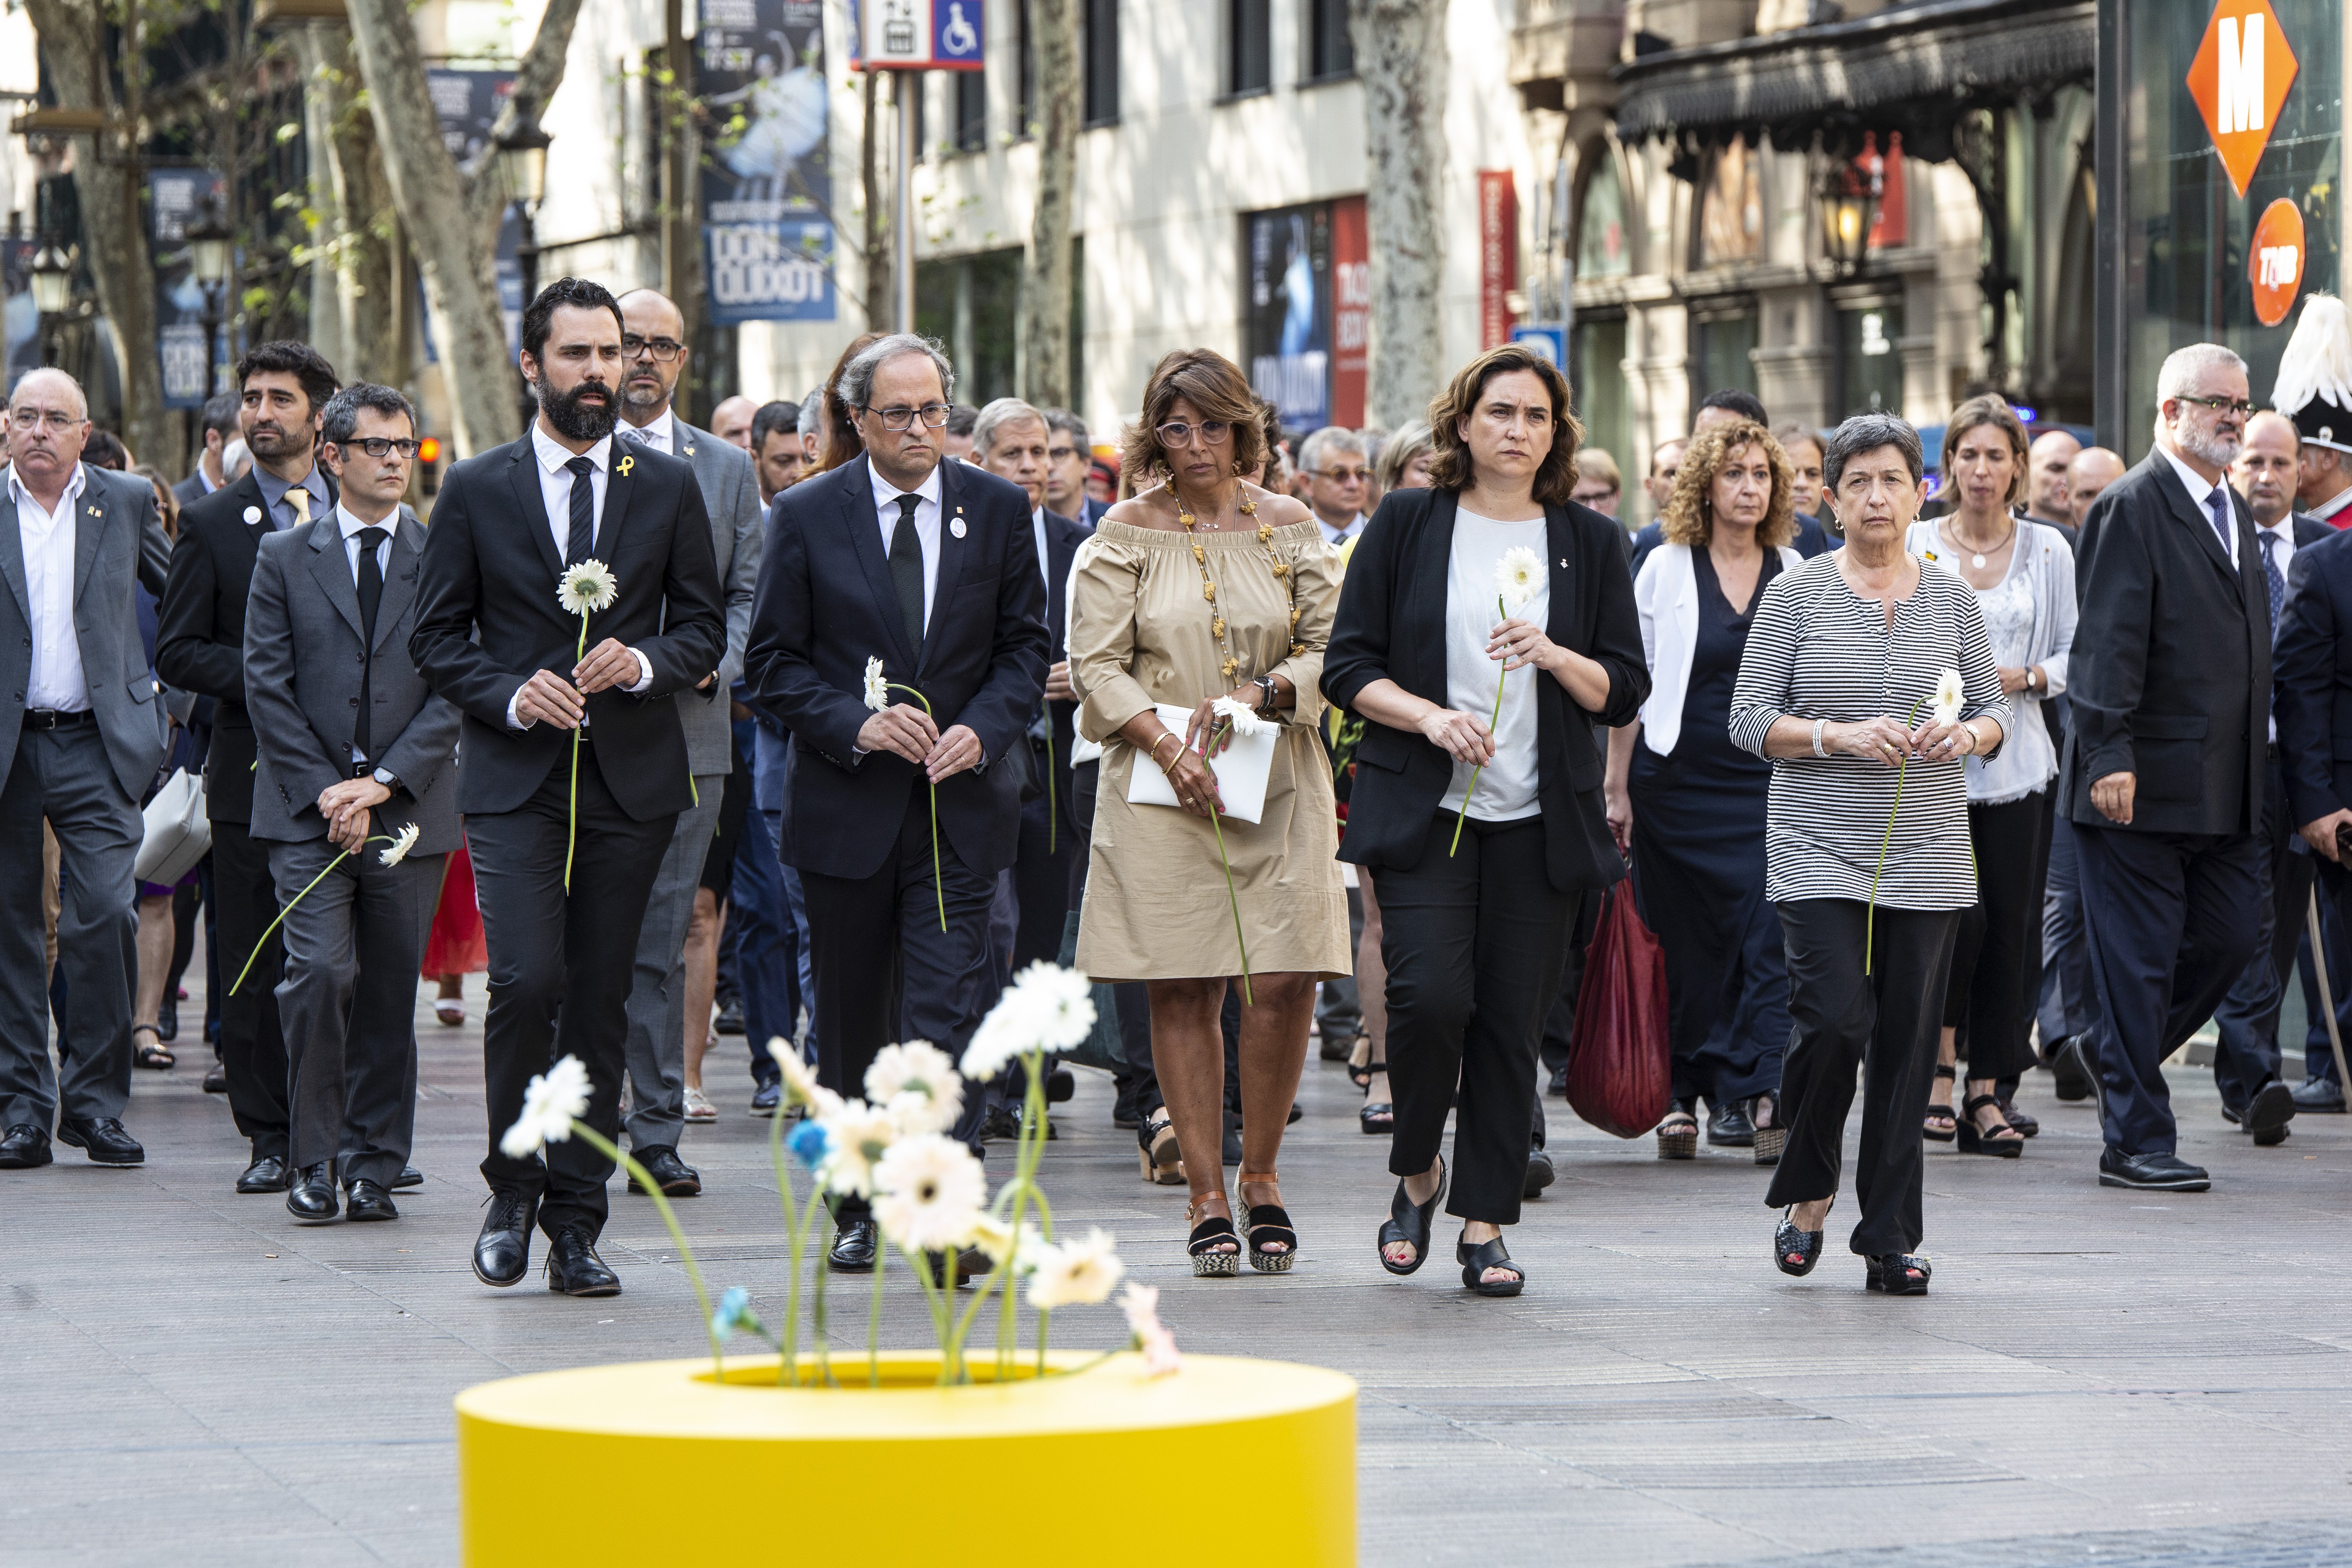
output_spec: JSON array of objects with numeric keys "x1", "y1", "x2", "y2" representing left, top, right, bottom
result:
[{"x1": 1323, "y1": 343, "x2": 1648, "y2": 1296}]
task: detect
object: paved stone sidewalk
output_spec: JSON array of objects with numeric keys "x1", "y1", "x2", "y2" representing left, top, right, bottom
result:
[{"x1": 7, "y1": 978, "x2": 2352, "y2": 1566}]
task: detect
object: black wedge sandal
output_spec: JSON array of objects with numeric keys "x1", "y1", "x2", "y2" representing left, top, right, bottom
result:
[
  {"x1": 1865, "y1": 1253, "x2": 1932, "y2": 1295},
  {"x1": 1376, "y1": 1159, "x2": 1445, "y2": 1276},
  {"x1": 1360, "y1": 1083, "x2": 1393, "y2": 1135},
  {"x1": 1186, "y1": 1197, "x2": 1241, "y2": 1278},
  {"x1": 1236, "y1": 1170, "x2": 1297, "y2": 1274},
  {"x1": 1773, "y1": 1201, "x2": 1831, "y2": 1277},
  {"x1": 1457, "y1": 1229, "x2": 1524, "y2": 1297},
  {"x1": 1923, "y1": 1065, "x2": 1958, "y2": 1142},
  {"x1": 1956, "y1": 1094, "x2": 2025, "y2": 1158}
]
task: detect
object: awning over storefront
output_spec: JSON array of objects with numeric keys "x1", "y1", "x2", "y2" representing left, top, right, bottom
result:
[{"x1": 1613, "y1": 0, "x2": 2095, "y2": 163}]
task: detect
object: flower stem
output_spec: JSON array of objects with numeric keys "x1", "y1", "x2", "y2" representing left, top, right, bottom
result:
[
  {"x1": 1449, "y1": 596, "x2": 1510, "y2": 858},
  {"x1": 568, "y1": 1122, "x2": 720, "y2": 1379},
  {"x1": 1865, "y1": 697, "x2": 1930, "y2": 976},
  {"x1": 768, "y1": 1107, "x2": 801, "y2": 1386},
  {"x1": 891, "y1": 683, "x2": 947, "y2": 932},
  {"x1": 565, "y1": 614, "x2": 588, "y2": 892},
  {"x1": 866, "y1": 1245, "x2": 886, "y2": 1388},
  {"x1": 807, "y1": 1189, "x2": 835, "y2": 1388},
  {"x1": 230, "y1": 848, "x2": 353, "y2": 995}
]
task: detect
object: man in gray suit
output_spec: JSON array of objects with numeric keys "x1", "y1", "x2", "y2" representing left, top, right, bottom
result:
[
  {"x1": 244, "y1": 384, "x2": 461, "y2": 1221},
  {"x1": 611, "y1": 287, "x2": 762, "y2": 1194},
  {"x1": 0, "y1": 369, "x2": 173, "y2": 1170}
]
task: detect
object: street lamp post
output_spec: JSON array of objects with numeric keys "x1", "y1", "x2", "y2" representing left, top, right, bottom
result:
[
  {"x1": 27, "y1": 234, "x2": 71, "y2": 368},
  {"x1": 497, "y1": 116, "x2": 552, "y2": 430},
  {"x1": 185, "y1": 204, "x2": 234, "y2": 398}
]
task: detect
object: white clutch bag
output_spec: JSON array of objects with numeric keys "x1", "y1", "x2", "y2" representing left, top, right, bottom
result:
[
  {"x1": 1126, "y1": 703, "x2": 1276, "y2": 825},
  {"x1": 137, "y1": 767, "x2": 211, "y2": 884}
]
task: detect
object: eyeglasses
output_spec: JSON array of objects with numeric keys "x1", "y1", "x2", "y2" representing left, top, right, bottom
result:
[
  {"x1": 337, "y1": 437, "x2": 420, "y2": 459},
  {"x1": 863, "y1": 403, "x2": 951, "y2": 432},
  {"x1": 1156, "y1": 420, "x2": 1231, "y2": 449},
  {"x1": 622, "y1": 334, "x2": 684, "y2": 362},
  {"x1": 2176, "y1": 394, "x2": 2256, "y2": 417},
  {"x1": 1315, "y1": 466, "x2": 1372, "y2": 484},
  {"x1": 7, "y1": 409, "x2": 84, "y2": 432}
]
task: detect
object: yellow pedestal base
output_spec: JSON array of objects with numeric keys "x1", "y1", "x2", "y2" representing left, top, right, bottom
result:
[{"x1": 456, "y1": 1351, "x2": 1356, "y2": 1565}]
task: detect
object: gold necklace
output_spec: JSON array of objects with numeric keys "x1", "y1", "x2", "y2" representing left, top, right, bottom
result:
[{"x1": 1175, "y1": 489, "x2": 1303, "y2": 684}]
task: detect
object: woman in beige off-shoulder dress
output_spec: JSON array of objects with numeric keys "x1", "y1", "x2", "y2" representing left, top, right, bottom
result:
[{"x1": 1070, "y1": 347, "x2": 1350, "y2": 1278}]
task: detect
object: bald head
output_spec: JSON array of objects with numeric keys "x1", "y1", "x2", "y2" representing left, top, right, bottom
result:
[
  {"x1": 2067, "y1": 446, "x2": 2125, "y2": 526},
  {"x1": 710, "y1": 395, "x2": 757, "y2": 450},
  {"x1": 617, "y1": 289, "x2": 689, "y2": 426},
  {"x1": 2233, "y1": 410, "x2": 2300, "y2": 528},
  {"x1": 7, "y1": 368, "x2": 91, "y2": 497},
  {"x1": 2026, "y1": 429, "x2": 2080, "y2": 521},
  {"x1": 14, "y1": 368, "x2": 87, "y2": 419}
]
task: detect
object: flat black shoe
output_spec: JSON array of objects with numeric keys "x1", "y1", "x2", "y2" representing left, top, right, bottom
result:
[
  {"x1": 980, "y1": 1105, "x2": 1023, "y2": 1143},
  {"x1": 157, "y1": 997, "x2": 178, "y2": 1042},
  {"x1": 201, "y1": 1063, "x2": 228, "y2": 1094},
  {"x1": 472, "y1": 1190, "x2": 538, "y2": 1287},
  {"x1": 1997, "y1": 1097, "x2": 2038, "y2": 1137},
  {"x1": 392, "y1": 1165, "x2": 423, "y2": 1190},
  {"x1": 627, "y1": 1145, "x2": 702, "y2": 1197},
  {"x1": 1376, "y1": 1160, "x2": 1445, "y2": 1276},
  {"x1": 56, "y1": 1116, "x2": 143, "y2": 1165},
  {"x1": 713, "y1": 1000, "x2": 745, "y2": 1036},
  {"x1": 1865, "y1": 1253, "x2": 1932, "y2": 1295},
  {"x1": 1956, "y1": 1094, "x2": 2025, "y2": 1158},
  {"x1": 1546, "y1": 1062, "x2": 1568, "y2": 1098},
  {"x1": 1774, "y1": 1203, "x2": 1829, "y2": 1277},
  {"x1": 286, "y1": 1162, "x2": 340, "y2": 1223},
  {"x1": 1706, "y1": 1099, "x2": 1756, "y2": 1147},
  {"x1": 1046, "y1": 1065, "x2": 1074, "y2": 1103},
  {"x1": 1523, "y1": 1149, "x2": 1555, "y2": 1199},
  {"x1": 545, "y1": 1227, "x2": 621, "y2": 1296},
  {"x1": 2242, "y1": 1080, "x2": 2296, "y2": 1141},
  {"x1": 0, "y1": 1123, "x2": 52, "y2": 1168},
  {"x1": 1457, "y1": 1230, "x2": 1523, "y2": 1297},
  {"x1": 2051, "y1": 1037, "x2": 2095, "y2": 1102},
  {"x1": 345, "y1": 1178, "x2": 398, "y2": 1221},
  {"x1": 829, "y1": 1217, "x2": 879, "y2": 1272},
  {"x1": 2098, "y1": 1148, "x2": 2210, "y2": 1192},
  {"x1": 236, "y1": 1154, "x2": 290, "y2": 1194},
  {"x1": 2291, "y1": 1075, "x2": 2346, "y2": 1112}
]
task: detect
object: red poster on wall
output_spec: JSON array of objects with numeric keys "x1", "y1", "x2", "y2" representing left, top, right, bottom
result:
[
  {"x1": 1865, "y1": 132, "x2": 1906, "y2": 249},
  {"x1": 1479, "y1": 171, "x2": 1518, "y2": 348},
  {"x1": 1330, "y1": 195, "x2": 1368, "y2": 428}
]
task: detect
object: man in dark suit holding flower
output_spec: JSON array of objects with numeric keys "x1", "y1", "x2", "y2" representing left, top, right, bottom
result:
[{"x1": 412, "y1": 278, "x2": 725, "y2": 1296}]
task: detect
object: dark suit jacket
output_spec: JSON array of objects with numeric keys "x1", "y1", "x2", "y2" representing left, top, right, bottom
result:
[
  {"x1": 2274, "y1": 526, "x2": 2352, "y2": 827},
  {"x1": 171, "y1": 472, "x2": 208, "y2": 510},
  {"x1": 1033, "y1": 505, "x2": 1092, "y2": 837},
  {"x1": 156, "y1": 468, "x2": 336, "y2": 824},
  {"x1": 410, "y1": 436, "x2": 726, "y2": 821},
  {"x1": 744, "y1": 454, "x2": 1049, "y2": 881},
  {"x1": 2060, "y1": 450, "x2": 2269, "y2": 837},
  {"x1": 1321, "y1": 486, "x2": 1649, "y2": 893}
]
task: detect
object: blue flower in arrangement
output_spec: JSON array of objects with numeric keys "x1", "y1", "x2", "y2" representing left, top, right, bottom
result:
[
  {"x1": 786, "y1": 1118, "x2": 830, "y2": 1171},
  {"x1": 710, "y1": 1285, "x2": 757, "y2": 1340}
]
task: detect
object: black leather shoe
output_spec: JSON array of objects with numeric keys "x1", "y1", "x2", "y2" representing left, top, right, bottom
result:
[
  {"x1": 201, "y1": 1063, "x2": 227, "y2": 1094},
  {"x1": 545, "y1": 1227, "x2": 622, "y2": 1296},
  {"x1": 56, "y1": 1116, "x2": 143, "y2": 1165},
  {"x1": 713, "y1": 1000, "x2": 745, "y2": 1036},
  {"x1": 829, "y1": 1217, "x2": 880, "y2": 1272},
  {"x1": 472, "y1": 1190, "x2": 539, "y2": 1287},
  {"x1": 921, "y1": 1246, "x2": 992, "y2": 1288},
  {"x1": 2241, "y1": 1080, "x2": 2296, "y2": 1143},
  {"x1": 1046, "y1": 1065, "x2": 1074, "y2": 1103},
  {"x1": 1706, "y1": 1100, "x2": 1756, "y2": 1147},
  {"x1": 2051, "y1": 1037, "x2": 2095, "y2": 1101},
  {"x1": 980, "y1": 1105, "x2": 1022, "y2": 1142},
  {"x1": 392, "y1": 1165, "x2": 423, "y2": 1190},
  {"x1": 2098, "y1": 1148, "x2": 2210, "y2": 1192},
  {"x1": 626, "y1": 1145, "x2": 701, "y2": 1197},
  {"x1": 286, "y1": 1162, "x2": 339, "y2": 1222},
  {"x1": 750, "y1": 1080, "x2": 782, "y2": 1118},
  {"x1": 2292, "y1": 1074, "x2": 2346, "y2": 1112},
  {"x1": 0, "y1": 1123, "x2": 52, "y2": 1168},
  {"x1": 236, "y1": 1154, "x2": 290, "y2": 1194},
  {"x1": 345, "y1": 1179, "x2": 399, "y2": 1221},
  {"x1": 1547, "y1": 1062, "x2": 1568, "y2": 1098},
  {"x1": 1523, "y1": 1149, "x2": 1555, "y2": 1199}
]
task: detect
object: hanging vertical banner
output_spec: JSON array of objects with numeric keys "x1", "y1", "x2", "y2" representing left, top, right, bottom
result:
[
  {"x1": 700, "y1": 0, "x2": 835, "y2": 323},
  {"x1": 150, "y1": 166, "x2": 226, "y2": 409},
  {"x1": 425, "y1": 70, "x2": 522, "y2": 355},
  {"x1": 1478, "y1": 170, "x2": 1518, "y2": 350},
  {"x1": 1328, "y1": 196, "x2": 1368, "y2": 430},
  {"x1": 1244, "y1": 202, "x2": 1332, "y2": 432}
]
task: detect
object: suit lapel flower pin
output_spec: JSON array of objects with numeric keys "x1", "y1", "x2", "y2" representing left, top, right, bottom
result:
[
  {"x1": 1449, "y1": 546, "x2": 1545, "y2": 855},
  {"x1": 557, "y1": 559, "x2": 621, "y2": 890},
  {"x1": 863, "y1": 655, "x2": 947, "y2": 931}
]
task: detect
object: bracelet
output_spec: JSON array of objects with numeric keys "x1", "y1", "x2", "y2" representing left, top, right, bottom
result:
[
  {"x1": 1811, "y1": 718, "x2": 1828, "y2": 758},
  {"x1": 1148, "y1": 732, "x2": 1182, "y2": 770}
]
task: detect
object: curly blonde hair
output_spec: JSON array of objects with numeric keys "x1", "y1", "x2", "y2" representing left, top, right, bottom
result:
[{"x1": 1662, "y1": 418, "x2": 1796, "y2": 550}]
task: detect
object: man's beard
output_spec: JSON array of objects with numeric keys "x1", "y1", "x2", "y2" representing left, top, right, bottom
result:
[
  {"x1": 2176, "y1": 421, "x2": 2242, "y2": 469},
  {"x1": 536, "y1": 376, "x2": 619, "y2": 442},
  {"x1": 621, "y1": 374, "x2": 670, "y2": 416}
]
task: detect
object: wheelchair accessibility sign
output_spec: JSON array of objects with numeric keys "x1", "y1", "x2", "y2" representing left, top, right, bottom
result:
[{"x1": 853, "y1": 0, "x2": 985, "y2": 71}]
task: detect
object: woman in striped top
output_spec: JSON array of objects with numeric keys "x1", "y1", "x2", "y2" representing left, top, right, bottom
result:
[{"x1": 1728, "y1": 413, "x2": 2010, "y2": 1296}]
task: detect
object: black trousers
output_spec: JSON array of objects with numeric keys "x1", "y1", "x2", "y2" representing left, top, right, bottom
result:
[
  {"x1": 802, "y1": 788, "x2": 1001, "y2": 1219},
  {"x1": 2209, "y1": 755, "x2": 2309, "y2": 1111},
  {"x1": 1013, "y1": 743, "x2": 1075, "y2": 972},
  {"x1": 469, "y1": 746, "x2": 675, "y2": 1240},
  {"x1": 1942, "y1": 791, "x2": 2050, "y2": 1082},
  {"x1": 2074, "y1": 822, "x2": 2263, "y2": 1156},
  {"x1": 1380, "y1": 813, "x2": 1581, "y2": 1227},
  {"x1": 1766, "y1": 899, "x2": 1958, "y2": 1258},
  {"x1": 212, "y1": 816, "x2": 289, "y2": 1160}
]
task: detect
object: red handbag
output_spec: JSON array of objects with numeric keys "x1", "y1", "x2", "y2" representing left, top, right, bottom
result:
[{"x1": 1564, "y1": 877, "x2": 1673, "y2": 1138}]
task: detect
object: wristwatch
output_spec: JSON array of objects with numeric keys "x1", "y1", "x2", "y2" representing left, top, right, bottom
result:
[
  {"x1": 1253, "y1": 675, "x2": 1278, "y2": 719},
  {"x1": 2025, "y1": 668, "x2": 2043, "y2": 692},
  {"x1": 372, "y1": 766, "x2": 401, "y2": 794}
]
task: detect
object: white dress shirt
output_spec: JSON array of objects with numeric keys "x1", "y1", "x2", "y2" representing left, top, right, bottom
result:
[
  {"x1": 13, "y1": 462, "x2": 89, "y2": 712},
  {"x1": 336, "y1": 501, "x2": 397, "y2": 584},
  {"x1": 2159, "y1": 444, "x2": 2239, "y2": 569},
  {"x1": 870, "y1": 460, "x2": 944, "y2": 633},
  {"x1": 1321, "y1": 511, "x2": 1366, "y2": 548},
  {"x1": 509, "y1": 423, "x2": 649, "y2": 728},
  {"x1": 1031, "y1": 506, "x2": 1052, "y2": 597},
  {"x1": 617, "y1": 407, "x2": 677, "y2": 456}
]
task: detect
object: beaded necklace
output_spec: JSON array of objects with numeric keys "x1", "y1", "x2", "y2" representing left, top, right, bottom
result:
[{"x1": 1174, "y1": 488, "x2": 1307, "y2": 684}]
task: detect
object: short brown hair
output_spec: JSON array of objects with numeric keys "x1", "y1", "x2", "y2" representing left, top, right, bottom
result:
[
  {"x1": 1662, "y1": 418, "x2": 1796, "y2": 550},
  {"x1": 1425, "y1": 343, "x2": 1583, "y2": 503},
  {"x1": 1118, "y1": 348, "x2": 1267, "y2": 485},
  {"x1": 1943, "y1": 394, "x2": 2030, "y2": 509}
]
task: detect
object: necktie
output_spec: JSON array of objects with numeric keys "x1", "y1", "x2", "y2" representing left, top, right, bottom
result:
[
  {"x1": 289, "y1": 487, "x2": 313, "y2": 527},
  {"x1": 617, "y1": 424, "x2": 650, "y2": 449},
  {"x1": 2207, "y1": 488, "x2": 2235, "y2": 560},
  {"x1": 2262, "y1": 530, "x2": 2287, "y2": 643},
  {"x1": 889, "y1": 493, "x2": 926, "y2": 651},
  {"x1": 354, "y1": 526, "x2": 388, "y2": 760},
  {"x1": 565, "y1": 456, "x2": 595, "y2": 565}
]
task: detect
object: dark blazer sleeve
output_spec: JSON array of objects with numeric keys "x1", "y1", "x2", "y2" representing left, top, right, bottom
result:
[
  {"x1": 744, "y1": 490, "x2": 873, "y2": 764},
  {"x1": 947, "y1": 501, "x2": 1050, "y2": 764},
  {"x1": 241, "y1": 535, "x2": 345, "y2": 815},
  {"x1": 1321, "y1": 499, "x2": 1402, "y2": 715},
  {"x1": 1582, "y1": 510, "x2": 1649, "y2": 726},
  {"x1": 633, "y1": 474, "x2": 726, "y2": 699},
  {"x1": 410, "y1": 469, "x2": 526, "y2": 728},
  {"x1": 2064, "y1": 487, "x2": 2153, "y2": 784},
  {"x1": 154, "y1": 523, "x2": 243, "y2": 702},
  {"x1": 2278, "y1": 541, "x2": 2345, "y2": 826},
  {"x1": 126, "y1": 477, "x2": 170, "y2": 599}
]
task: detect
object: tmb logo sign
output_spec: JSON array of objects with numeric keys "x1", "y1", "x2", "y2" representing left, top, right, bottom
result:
[{"x1": 2188, "y1": 0, "x2": 2300, "y2": 198}]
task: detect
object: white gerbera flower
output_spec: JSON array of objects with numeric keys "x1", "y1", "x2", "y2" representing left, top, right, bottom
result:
[
  {"x1": 1007, "y1": 961, "x2": 1097, "y2": 1054},
  {"x1": 1495, "y1": 546, "x2": 1545, "y2": 611},
  {"x1": 766, "y1": 1038, "x2": 837, "y2": 1114},
  {"x1": 378, "y1": 822, "x2": 422, "y2": 866},
  {"x1": 870, "y1": 1133, "x2": 988, "y2": 1253},
  {"x1": 960, "y1": 1000, "x2": 1039, "y2": 1081},
  {"x1": 862, "y1": 655, "x2": 889, "y2": 713},
  {"x1": 814, "y1": 1098, "x2": 898, "y2": 1197},
  {"x1": 1211, "y1": 694, "x2": 1271, "y2": 737},
  {"x1": 557, "y1": 558, "x2": 620, "y2": 617},
  {"x1": 1932, "y1": 667, "x2": 1965, "y2": 727},
  {"x1": 1027, "y1": 1226, "x2": 1125, "y2": 1310},
  {"x1": 866, "y1": 1040, "x2": 963, "y2": 1134},
  {"x1": 498, "y1": 1054, "x2": 591, "y2": 1157},
  {"x1": 1118, "y1": 1281, "x2": 1180, "y2": 1376}
]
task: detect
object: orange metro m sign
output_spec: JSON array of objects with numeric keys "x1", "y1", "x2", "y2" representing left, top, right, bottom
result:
[{"x1": 2187, "y1": 0, "x2": 2300, "y2": 199}]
